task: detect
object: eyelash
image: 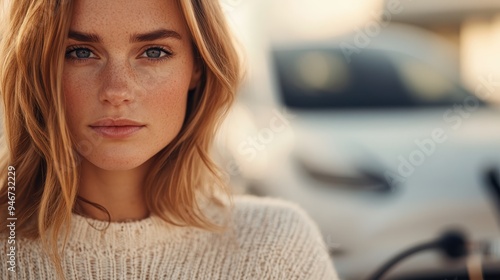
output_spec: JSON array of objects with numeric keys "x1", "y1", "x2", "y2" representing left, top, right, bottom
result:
[
  {"x1": 65, "y1": 45, "x2": 97, "y2": 63},
  {"x1": 64, "y1": 45, "x2": 174, "y2": 63},
  {"x1": 140, "y1": 46, "x2": 174, "y2": 62}
]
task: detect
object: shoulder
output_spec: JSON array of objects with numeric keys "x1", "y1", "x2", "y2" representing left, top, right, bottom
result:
[
  {"x1": 226, "y1": 195, "x2": 339, "y2": 280},
  {"x1": 228, "y1": 194, "x2": 325, "y2": 247},
  {"x1": 230, "y1": 194, "x2": 319, "y2": 233}
]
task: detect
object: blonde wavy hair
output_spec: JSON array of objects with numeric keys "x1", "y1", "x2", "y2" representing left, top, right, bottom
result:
[{"x1": 0, "y1": 0, "x2": 241, "y2": 278}]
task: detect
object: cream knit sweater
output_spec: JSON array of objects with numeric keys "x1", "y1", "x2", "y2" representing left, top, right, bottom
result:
[{"x1": 1, "y1": 195, "x2": 338, "y2": 279}]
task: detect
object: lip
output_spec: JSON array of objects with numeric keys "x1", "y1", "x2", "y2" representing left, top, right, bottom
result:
[{"x1": 89, "y1": 118, "x2": 145, "y2": 139}]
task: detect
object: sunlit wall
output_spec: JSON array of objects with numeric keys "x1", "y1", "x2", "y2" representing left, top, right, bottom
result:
[{"x1": 461, "y1": 14, "x2": 500, "y2": 104}]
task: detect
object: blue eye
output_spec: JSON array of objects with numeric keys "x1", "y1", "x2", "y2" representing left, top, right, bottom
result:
[
  {"x1": 146, "y1": 48, "x2": 162, "y2": 58},
  {"x1": 66, "y1": 47, "x2": 96, "y2": 59},
  {"x1": 141, "y1": 47, "x2": 172, "y2": 59}
]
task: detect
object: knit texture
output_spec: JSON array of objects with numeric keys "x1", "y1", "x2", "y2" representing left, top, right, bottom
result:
[{"x1": 1, "y1": 195, "x2": 338, "y2": 279}]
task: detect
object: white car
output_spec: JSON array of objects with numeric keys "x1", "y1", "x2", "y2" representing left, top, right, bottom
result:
[{"x1": 217, "y1": 24, "x2": 500, "y2": 279}]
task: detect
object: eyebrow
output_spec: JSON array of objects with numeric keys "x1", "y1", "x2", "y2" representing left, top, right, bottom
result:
[
  {"x1": 67, "y1": 28, "x2": 182, "y2": 43},
  {"x1": 131, "y1": 29, "x2": 182, "y2": 42},
  {"x1": 68, "y1": 30, "x2": 102, "y2": 43}
]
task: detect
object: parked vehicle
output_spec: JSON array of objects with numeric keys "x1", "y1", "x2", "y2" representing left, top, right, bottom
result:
[{"x1": 217, "y1": 24, "x2": 500, "y2": 279}]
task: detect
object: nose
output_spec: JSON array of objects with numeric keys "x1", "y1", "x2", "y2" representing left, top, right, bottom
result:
[{"x1": 98, "y1": 59, "x2": 136, "y2": 106}]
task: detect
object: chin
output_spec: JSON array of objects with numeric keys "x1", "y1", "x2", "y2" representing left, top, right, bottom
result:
[{"x1": 82, "y1": 152, "x2": 154, "y2": 172}]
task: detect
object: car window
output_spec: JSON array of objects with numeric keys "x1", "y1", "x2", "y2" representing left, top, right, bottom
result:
[{"x1": 272, "y1": 48, "x2": 482, "y2": 110}]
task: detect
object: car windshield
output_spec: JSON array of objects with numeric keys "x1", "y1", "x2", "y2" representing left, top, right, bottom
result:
[{"x1": 272, "y1": 48, "x2": 483, "y2": 110}]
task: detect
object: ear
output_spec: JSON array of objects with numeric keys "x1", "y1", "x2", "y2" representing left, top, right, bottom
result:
[{"x1": 189, "y1": 60, "x2": 202, "y2": 90}]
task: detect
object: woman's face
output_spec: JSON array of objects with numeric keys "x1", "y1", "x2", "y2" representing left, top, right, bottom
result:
[{"x1": 63, "y1": 0, "x2": 200, "y2": 171}]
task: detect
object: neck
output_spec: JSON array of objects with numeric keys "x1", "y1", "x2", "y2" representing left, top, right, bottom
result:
[{"x1": 76, "y1": 158, "x2": 152, "y2": 222}]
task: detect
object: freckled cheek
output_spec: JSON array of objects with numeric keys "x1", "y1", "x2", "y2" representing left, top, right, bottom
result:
[
  {"x1": 145, "y1": 79, "x2": 189, "y2": 132},
  {"x1": 148, "y1": 87, "x2": 188, "y2": 121},
  {"x1": 63, "y1": 68, "x2": 96, "y2": 99},
  {"x1": 62, "y1": 71, "x2": 95, "y2": 133},
  {"x1": 135, "y1": 66, "x2": 185, "y2": 95}
]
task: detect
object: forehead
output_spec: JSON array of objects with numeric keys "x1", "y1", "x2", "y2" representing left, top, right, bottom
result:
[{"x1": 70, "y1": 0, "x2": 188, "y2": 37}]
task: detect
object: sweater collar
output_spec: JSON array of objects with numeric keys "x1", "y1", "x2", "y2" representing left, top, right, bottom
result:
[{"x1": 67, "y1": 213, "x2": 185, "y2": 250}]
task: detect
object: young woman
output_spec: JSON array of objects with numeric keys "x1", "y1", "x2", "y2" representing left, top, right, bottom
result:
[{"x1": 0, "y1": 0, "x2": 338, "y2": 279}]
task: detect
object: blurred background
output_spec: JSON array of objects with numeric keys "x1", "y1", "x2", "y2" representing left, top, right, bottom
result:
[{"x1": 215, "y1": 0, "x2": 500, "y2": 279}]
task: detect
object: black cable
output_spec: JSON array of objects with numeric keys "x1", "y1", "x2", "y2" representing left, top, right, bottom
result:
[
  {"x1": 484, "y1": 167, "x2": 500, "y2": 227},
  {"x1": 368, "y1": 242, "x2": 437, "y2": 280},
  {"x1": 367, "y1": 166, "x2": 500, "y2": 280},
  {"x1": 367, "y1": 230, "x2": 468, "y2": 280}
]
